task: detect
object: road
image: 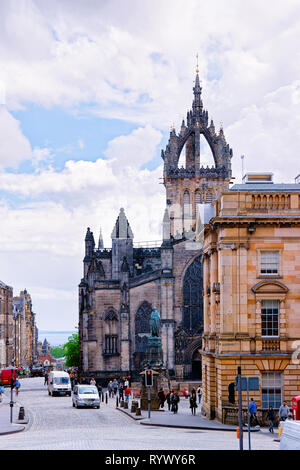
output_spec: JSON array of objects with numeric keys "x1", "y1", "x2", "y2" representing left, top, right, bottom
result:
[{"x1": 0, "y1": 377, "x2": 279, "y2": 450}]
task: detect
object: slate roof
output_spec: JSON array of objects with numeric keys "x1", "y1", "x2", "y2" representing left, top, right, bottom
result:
[{"x1": 230, "y1": 183, "x2": 300, "y2": 193}]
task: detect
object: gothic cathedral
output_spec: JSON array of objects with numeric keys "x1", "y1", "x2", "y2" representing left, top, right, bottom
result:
[{"x1": 78, "y1": 71, "x2": 232, "y2": 383}]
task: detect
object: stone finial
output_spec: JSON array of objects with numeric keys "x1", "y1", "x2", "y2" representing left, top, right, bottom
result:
[{"x1": 111, "y1": 208, "x2": 134, "y2": 239}]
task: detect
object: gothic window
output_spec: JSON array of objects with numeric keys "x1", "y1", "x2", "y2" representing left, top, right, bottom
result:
[
  {"x1": 183, "y1": 256, "x2": 203, "y2": 331},
  {"x1": 194, "y1": 190, "x2": 201, "y2": 217},
  {"x1": 183, "y1": 190, "x2": 191, "y2": 217},
  {"x1": 134, "y1": 301, "x2": 152, "y2": 369},
  {"x1": 103, "y1": 308, "x2": 119, "y2": 356}
]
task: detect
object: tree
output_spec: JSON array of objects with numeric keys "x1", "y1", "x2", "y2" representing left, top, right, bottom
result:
[
  {"x1": 50, "y1": 347, "x2": 65, "y2": 359},
  {"x1": 63, "y1": 333, "x2": 79, "y2": 367}
]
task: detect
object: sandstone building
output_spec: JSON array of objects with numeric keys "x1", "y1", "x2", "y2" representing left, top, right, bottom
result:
[
  {"x1": 202, "y1": 173, "x2": 300, "y2": 423},
  {"x1": 13, "y1": 289, "x2": 37, "y2": 367},
  {"x1": 78, "y1": 72, "x2": 232, "y2": 382},
  {"x1": 0, "y1": 280, "x2": 14, "y2": 368}
]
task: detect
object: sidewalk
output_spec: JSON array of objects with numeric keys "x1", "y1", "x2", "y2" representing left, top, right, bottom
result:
[
  {"x1": 117, "y1": 397, "x2": 260, "y2": 432},
  {"x1": 0, "y1": 394, "x2": 27, "y2": 436}
]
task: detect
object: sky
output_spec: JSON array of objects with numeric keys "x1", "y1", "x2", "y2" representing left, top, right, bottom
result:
[{"x1": 0, "y1": 0, "x2": 300, "y2": 331}]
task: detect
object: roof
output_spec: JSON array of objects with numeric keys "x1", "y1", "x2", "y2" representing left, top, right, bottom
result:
[
  {"x1": 230, "y1": 183, "x2": 300, "y2": 193},
  {"x1": 0, "y1": 280, "x2": 12, "y2": 289}
]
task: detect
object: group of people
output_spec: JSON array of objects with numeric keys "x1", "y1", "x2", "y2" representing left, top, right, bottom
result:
[
  {"x1": 157, "y1": 385, "x2": 203, "y2": 415},
  {"x1": 90, "y1": 377, "x2": 132, "y2": 402},
  {"x1": 249, "y1": 398, "x2": 292, "y2": 433}
]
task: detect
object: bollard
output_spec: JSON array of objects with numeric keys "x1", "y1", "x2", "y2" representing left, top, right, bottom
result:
[
  {"x1": 236, "y1": 427, "x2": 240, "y2": 439},
  {"x1": 120, "y1": 400, "x2": 124, "y2": 408},
  {"x1": 135, "y1": 408, "x2": 141, "y2": 416},
  {"x1": 131, "y1": 401, "x2": 138, "y2": 413},
  {"x1": 116, "y1": 396, "x2": 119, "y2": 408},
  {"x1": 124, "y1": 401, "x2": 128, "y2": 409},
  {"x1": 102, "y1": 392, "x2": 104, "y2": 402},
  {"x1": 18, "y1": 407, "x2": 25, "y2": 420},
  {"x1": 105, "y1": 392, "x2": 108, "y2": 404}
]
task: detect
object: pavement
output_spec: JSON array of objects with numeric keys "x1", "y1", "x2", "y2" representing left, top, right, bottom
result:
[
  {"x1": 117, "y1": 398, "x2": 260, "y2": 432},
  {"x1": 0, "y1": 393, "x2": 27, "y2": 435}
]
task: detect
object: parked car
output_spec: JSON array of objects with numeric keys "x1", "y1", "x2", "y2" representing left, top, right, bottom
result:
[
  {"x1": 72, "y1": 384, "x2": 100, "y2": 409},
  {"x1": 48, "y1": 371, "x2": 71, "y2": 396},
  {"x1": 31, "y1": 365, "x2": 44, "y2": 377}
]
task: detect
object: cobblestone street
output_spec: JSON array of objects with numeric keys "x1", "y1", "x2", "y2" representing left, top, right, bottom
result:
[{"x1": 0, "y1": 378, "x2": 280, "y2": 450}]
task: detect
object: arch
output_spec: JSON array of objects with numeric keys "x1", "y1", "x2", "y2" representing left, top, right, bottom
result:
[
  {"x1": 176, "y1": 127, "x2": 218, "y2": 168},
  {"x1": 104, "y1": 307, "x2": 119, "y2": 321},
  {"x1": 251, "y1": 280, "x2": 289, "y2": 294},
  {"x1": 182, "y1": 255, "x2": 203, "y2": 332}
]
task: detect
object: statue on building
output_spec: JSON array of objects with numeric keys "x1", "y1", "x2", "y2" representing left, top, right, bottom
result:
[{"x1": 150, "y1": 307, "x2": 160, "y2": 338}]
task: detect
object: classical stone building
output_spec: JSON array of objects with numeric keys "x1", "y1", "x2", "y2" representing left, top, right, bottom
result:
[
  {"x1": 13, "y1": 289, "x2": 37, "y2": 367},
  {"x1": 0, "y1": 280, "x2": 14, "y2": 368},
  {"x1": 78, "y1": 72, "x2": 232, "y2": 382},
  {"x1": 202, "y1": 173, "x2": 300, "y2": 423}
]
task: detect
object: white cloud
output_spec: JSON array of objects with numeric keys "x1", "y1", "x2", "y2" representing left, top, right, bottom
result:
[{"x1": 0, "y1": 107, "x2": 32, "y2": 167}]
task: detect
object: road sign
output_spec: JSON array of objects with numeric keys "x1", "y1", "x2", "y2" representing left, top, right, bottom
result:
[{"x1": 235, "y1": 376, "x2": 259, "y2": 391}]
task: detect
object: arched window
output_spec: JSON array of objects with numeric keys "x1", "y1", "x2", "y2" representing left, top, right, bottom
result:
[
  {"x1": 183, "y1": 256, "x2": 203, "y2": 331},
  {"x1": 103, "y1": 308, "x2": 119, "y2": 355},
  {"x1": 134, "y1": 301, "x2": 152, "y2": 369},
  {"x1": 183, "y1": 190, "x2": 191, "y2": 217}
]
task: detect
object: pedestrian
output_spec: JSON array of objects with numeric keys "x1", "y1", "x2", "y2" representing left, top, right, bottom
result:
[
  {"x1": 112, "y1": 379, "x2": 118, "y2": 395},
  {"x1": 125, "y1": 385, "x2": 131, "y2": 403},
  {"x1": 249, "y1": 398, "x2": 259, "y2": 426},
  {"x1": 0, "y1": 383, "x2": 4, "y2": 402},
  {"x1": 124, "y1": 377, "x2": 129, "y2": 388},
  {"x1": 166, "y1": 391, "x2": 171, "y2": 411},
  {"x1": 14, "y1": 378, "x2": 21, "y2": 396},
  {"x1": 279, "y1": 401, "x2": 290, "y2": 421},
  {"x1": 90, "y1": 377, "x2": 97, "y2": 387},
  {"x1": 44, "y1": 371, "x2": 48, "y2": 386},
  {"x1": 197, "y1": 384, "x2": 202, "y2": 405},
  {"x1": 190, "y1": 388, "x2": 198, "y2": 416},
  {"x1": 107, "y1": 381, "x2": 113, "y2": 398},
  {"x1": 97, "y1": 383, "x2": 102, "y2": 395},
  {"x1": 171, "y1": 391, "x2": 180, "y2": 414},
  {"x1": 119, "y1": 384, "x2": 124, "y2": 401},
  {"x1": 158, "y1": 388, "x2": 166, "y2": 409},
  {"x1": 267, "y1": 406, "x2": 275, "y2": 433}
]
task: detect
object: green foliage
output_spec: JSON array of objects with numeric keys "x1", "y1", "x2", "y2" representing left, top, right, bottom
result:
[
  {"x1": 63, "y1": 333, "x2": 79, "y2": 367},
  {"x1": 50, "y1": 347, "x2": 65, "y2": 359}
]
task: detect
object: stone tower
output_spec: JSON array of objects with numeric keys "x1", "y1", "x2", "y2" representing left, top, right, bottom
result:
[{"x1": 161, "y1": 71, "x2": 233, "y2": 239}]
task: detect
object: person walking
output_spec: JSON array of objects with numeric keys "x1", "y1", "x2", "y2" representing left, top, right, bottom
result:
[
  {"x1": 166, "y1": 391, "x2": 171, "y2": 411},
  {"x1": 14, "y1": 378, "x2": 21, "y2": 396},
  {"x1": 112, "y1": 379, "x2": 118, "y2": 396},
  {"x1": 267, "y1": 406, "x2": 275, "y2": 433},
  {"x1": 119, "y1": 384, "x2": 124, "y2": 401},
  {"x1": 190, "y1": 388, "x2": 198, "y2": 416},
  {"x1": 44, "y1": 371, "x2": 48, "y2": 386},
  {"x1": 158, "y1": 388, "x2": 166, "y2": 409},
  {"x1": 125, "y1": 385, "x2": 131, "y2": 403},
  {"x1": 0, "y1": 383, "x2": 4, "y2": 402},
  {"x1": 107, "y1": 381, "x2": 113, "y2": 398},
  {"x1": 171, "y1": 391, "x2": 180, "y2": 414},
  {"x1": 197, "y1": 385, "x2": 202, "y2": 405},
  {"x1": 279, "y1": 401, "x2": 290, "y2": 421},
  {"x1": 249, "y1": 398, "x2": 259, "y2": 426}
]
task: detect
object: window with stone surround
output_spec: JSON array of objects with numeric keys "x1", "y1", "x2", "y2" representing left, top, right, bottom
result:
[
  {"x1": 261, "y1": 299, "x2": 279, "y2": 337},
  {"x1": 260, "y1": 251, "x2": 279, "y2": 275},
  {"x1": 261, "y1": 372, "x2": 282, "y2": 409},
  {"x1": 104, "y1": 335, "x2": 118, "y2": 355}
]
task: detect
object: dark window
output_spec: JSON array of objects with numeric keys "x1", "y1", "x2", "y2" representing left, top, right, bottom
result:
[
  {"x1": 261, "y1": 300, "x2": 279, "y2": 337},
  {"x1": 104, "y1": 335, "x2": 118, "y2": 354},
  {"x1": 134, "y1": 301, "x2": 152, "y2": 369},
  {"x1": 183, "y1": 256, "x2": 203, "y2": 331}
]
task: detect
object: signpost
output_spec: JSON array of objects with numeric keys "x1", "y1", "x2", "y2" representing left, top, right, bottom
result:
[
  {"x1": 235, "y1": 373, "x2": 259, "y2": 450},
  {"x1": 145, "y1": 369, "x2": 153, "y2": 419}
]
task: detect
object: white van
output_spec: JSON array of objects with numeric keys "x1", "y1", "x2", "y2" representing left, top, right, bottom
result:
[{"x1": 48, "y1": 371, "x2": 71, "y2": 396}]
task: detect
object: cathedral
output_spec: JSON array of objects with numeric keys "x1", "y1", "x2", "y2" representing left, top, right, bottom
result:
[{"x1": 78, "y1": 70, "x2": 233, "y2": 383}]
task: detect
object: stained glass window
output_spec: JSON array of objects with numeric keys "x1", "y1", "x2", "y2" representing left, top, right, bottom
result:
[{"x1": 183, "y1": 256, "x2": 203, "y2": 331}]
